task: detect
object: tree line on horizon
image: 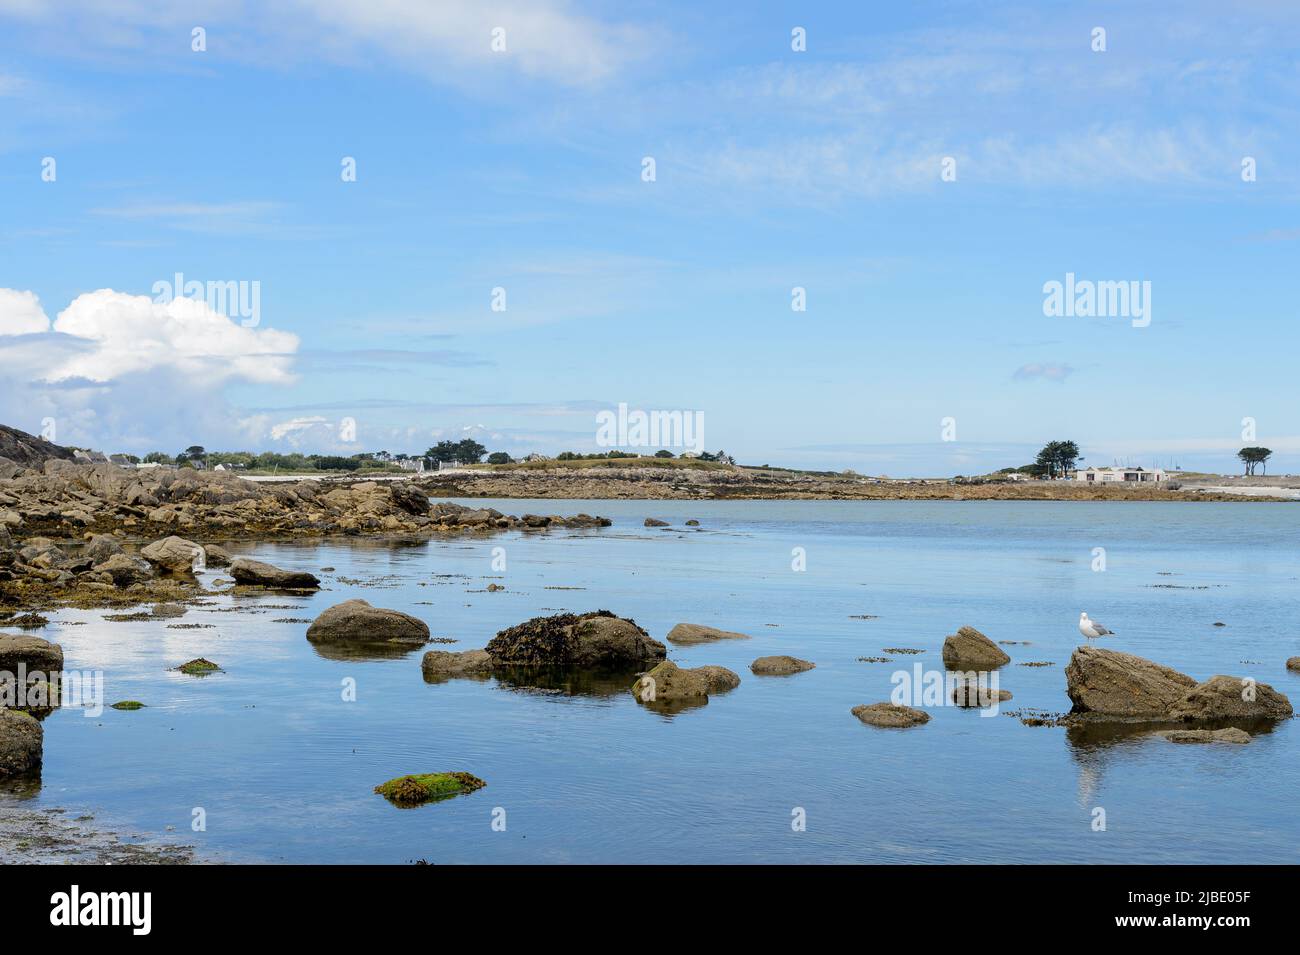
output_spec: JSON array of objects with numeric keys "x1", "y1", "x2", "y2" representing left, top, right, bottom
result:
[{"x1": 121, "y1": 439, "x2": 733, "y2": 471}]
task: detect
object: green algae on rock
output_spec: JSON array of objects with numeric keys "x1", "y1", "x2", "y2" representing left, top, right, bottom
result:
[
  {"x1": 110, "y1": 700, "x2": 146, "y2": 710},
  {"x1": 373, "y1": 772, "x2": 486, "y2": 807},
  {"x1": 174, "y1": 658, "x2": 222, "y2": 676}
]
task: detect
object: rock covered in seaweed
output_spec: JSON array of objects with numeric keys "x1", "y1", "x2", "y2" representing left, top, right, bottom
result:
[
  {"x1": 486, "y1": 611, "x2": 665, "y2": 668},
  {"x1": 374, "y1": 771, "x2": 485, "y2": 806}
]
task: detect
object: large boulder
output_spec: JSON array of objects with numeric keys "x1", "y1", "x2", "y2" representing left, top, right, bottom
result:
[
  {"x1": 666, "y1": 622, "x2": 750, "y2": 645},
  {"x1": 693, "y1": 665, "x2": 741, "y2": 692},
  {"x1": 631, "y1": 660, "x2": 710, "y2": 704},
  {"x1": 307, "y1": 600, "x2": 429, "y2": 645},
  {"x1": 0, "y1": 709, "x2": 42, "y2": 777},
  {"x1": 230, "y1": 557, "x2": 320, "y2": 589},
  {"x1": 140, "y1": 535, "x2": 204, "y2": 574},
  {"x1": 204, "y1": 544, "x2": 232, "y2": 567},
  {"x1": 1167, "y1": 675, "x2": 1293, "y2": 722},
  {"x1": 390, "y1": 483, "x2": 430, "y2": 516},
  {"x1": 94, "y1": 552, "x2": 150, "y2": 586},
  {"x1": 941, "y1": 626, "x2": 1010, "y2": 669},
  {"x1": 1065, "y1": 647, "x2": 1199, "y2": 718},
  {"x1": 486, "y1": 611, "x2": 666, "y2": 668},
  {"x1": 0, "y1": 634, "x2": 64, "y2": 674}
]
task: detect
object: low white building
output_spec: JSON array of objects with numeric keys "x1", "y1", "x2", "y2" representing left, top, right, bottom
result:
[{"x1": 1073, "y1": 466, "x2": 1166, "y2": 483}]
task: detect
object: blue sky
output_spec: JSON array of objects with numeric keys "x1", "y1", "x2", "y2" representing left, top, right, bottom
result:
[{"x1": 1, "y1": 0, "x2": 1298, "y2": 475}]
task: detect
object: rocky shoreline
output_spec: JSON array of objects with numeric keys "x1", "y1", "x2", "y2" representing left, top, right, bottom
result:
[
  {"x1": 415, "y1": 465, "x2": 1294, "y2": 502},
  {"x1": 0, "y1": 460, "x2": 610, "y2": 613}
]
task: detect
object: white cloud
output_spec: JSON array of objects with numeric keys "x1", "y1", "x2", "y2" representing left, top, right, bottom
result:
[
  {"x1": 0, "y1": 288, "x2": 50, "y2": 335},
  {"x1": 0, "y1": 0, "x2": 656, "y2": 87},
  {"x1": 303, "y1": 0, "x2": 652, "y2": 86},
  {"x1": 0, "y1": 286, "x2": 302, "y2": 453},
  {"x1": 38, "y1": 289, "x2": 298, "y2": 384},
  {"x1": 268, "y1": 416, "x2": 330, "y2": 442}
]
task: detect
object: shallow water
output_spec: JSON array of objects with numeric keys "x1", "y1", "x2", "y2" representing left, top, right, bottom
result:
[{"x1": 9, "y1": 500, "x2": 1300, "y2": 863}]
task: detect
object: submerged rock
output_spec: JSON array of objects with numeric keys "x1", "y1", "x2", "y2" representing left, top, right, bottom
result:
[
  {"x1": 951, "y1": 680, "x2": 1013, "y2": 707},
  {"x1": 1161, "y1": 727, "x2": 1251, "y2": 745},
  {"x1": 486, "y1": 611, "x2": 665, "y2": 668},
  {"x1": 851, "y1": 702, "x2": 930, "y2": 728},
  {"x1": 140, "y1": 535, "x2": 204, "y2": 575},
  {"x1": 941, "y1": 626, "x2": 1010, "y2": 669},
  {"x1": 307, "y1": 599, "x2": 429, "y2": 646},
  {"x1": 666, "y1": 622, "x2": 750, "y2": 645},
  {"x1": 110, "y1": 701, "x2": 146, "y2": 711},
  {"x1": 175, "y1": 658, "x2": 221, "y2": 677},
  {"x1": 1286, "y1": 657, "x2": 1300, "y2": 672},
  {"x1": 374, "y1": 771, "x2": 486, "y2": 807},
  {"x1": 229, "y1": 557, "x2": 320, "y2": 589},
  {"x1": 644, "y1": 518, "x2": 669, "y2": 527},
  {"x1": 421, "y1": 649, "x2": 494, "y2": 682},
  {"x1": 750, "y1": 655, "x2": 815, "y2": 675}
]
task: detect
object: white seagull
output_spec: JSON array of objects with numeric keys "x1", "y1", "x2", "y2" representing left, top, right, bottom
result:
[{"x1": 1079, "y1": 612, "x2": 1113, "y2": 638}]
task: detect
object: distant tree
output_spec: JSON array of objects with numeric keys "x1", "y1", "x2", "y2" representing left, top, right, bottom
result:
[
  {"x1": 487, "y1": 452, "x2": 512, "y2": 465},
  {"x1": 654, "y1": 449, "x2": 674, "y2": 458},
  {"x1": 1034, "y1": 440, "x2": 1080, "y2": 479},
  {"x1": 143, "y1": 452, "x2": 173, "y2": 464},
  {"x1": 1237, "y1": 447, "x2": 1273, "y2": 476},
  {"x1": 425, "y1": 441, "x2": 461, "y2": 463},
  {"x1": 556, "y1": 451, "x2": 579, "y2": 461},
  {"x1": 454, "y1": 438, "x2": 487, "y2": 464}
]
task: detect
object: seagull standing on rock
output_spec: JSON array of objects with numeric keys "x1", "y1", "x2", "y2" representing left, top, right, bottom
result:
[{"x1": 1079, "y1": 612, "x2": 1113, "y2": 638}]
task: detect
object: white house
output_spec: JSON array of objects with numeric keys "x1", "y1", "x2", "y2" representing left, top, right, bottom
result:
[{"x1": 1073, "y1": 466, "x2": 1166, "y2": 483}]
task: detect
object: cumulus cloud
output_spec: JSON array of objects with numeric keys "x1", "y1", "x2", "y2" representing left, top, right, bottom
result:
[
  {"x1": 0, "y1": 288, "x2": 51, "y2": 335},
  {"x1": 0, "y1": 288, "x2": 298, "y2": 384},
  {"x1": 0, "y1": 286, "x2": 300, "y2": 452}
]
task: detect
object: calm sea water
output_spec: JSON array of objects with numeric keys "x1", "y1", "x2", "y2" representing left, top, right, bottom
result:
[{"x1": 8, "y1": 500, "x2": 1300, "y2": 863}]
